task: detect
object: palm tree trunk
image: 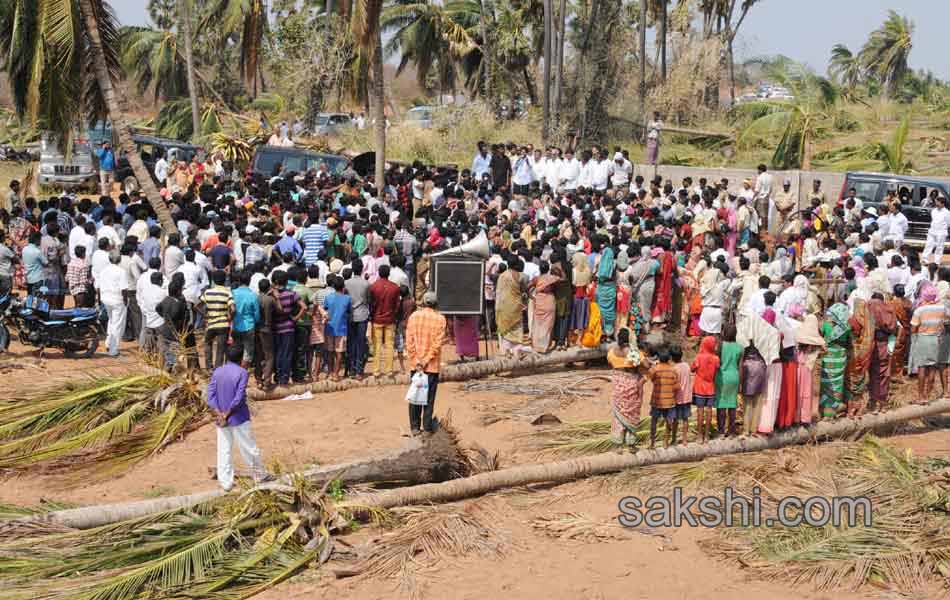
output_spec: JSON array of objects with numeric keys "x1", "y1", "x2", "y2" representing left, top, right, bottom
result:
[
  {"x1": 248, "y1": 346, "x2": 609, "y2": 401},
  {"x1": 638, "y1": 0, "x2": 647, "y2": 110},
  {"x1": 478, "y1": 0, "x2": 492, "y2": 102},
  {"x1": 77, "y1": 0, "x2": 175, "y2": 234},
  {"x1": 727, "y1": 37, "x2": 736, "y2": 107},
  {"x1": 522, "y1": 67, "x2": 537, "y2": 106},
  {"x1": 554, "y1": 0, "x2": 566, "y2": 128},
  {"x1": 358, "y1": 398, "x2": 950, "y2": 510},
  {"x1": 372, "y1": 28, "x2": 386, "y2": 194},
  {"x1": 16, "y1": 428, "x2": 466, "y2": 530},
  {"x1": 541, "y1": 0, "x2": 552, "y2": 143},
  {"x1": 659, "y1": 0, "x2": 667, "y2": 82},
  {"x1": 178, "y1": 0, "x2": 202, "y2": 140}
]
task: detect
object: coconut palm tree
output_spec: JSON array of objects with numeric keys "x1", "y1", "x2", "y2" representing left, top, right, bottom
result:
[
  {"x1": 200, "y1": 0, "x2": 268, "y2": 97},
  {"x1": 76, "y1": 0, "x2": 175, "y2": 232},
  {"x1": 381, "y1": 0, "x2": 479, "y2": 98},
  {"x1": 178, "y1": 0, "x2": 202, "y2": 140},
  {"x1": 859, "y1": 10, "x2": 914, "y2": 99},
  {"x1": 351, "y1": 0, "x2": 386, "y2": 195},
  {"x1": 0, "y1": 0, "x2": 173, "y2": 232},
  {"x1": 828, "y1": 43, "x2": 863, "y2": 97},
  {"x1": 119, "y1": 26, "x2": 190, "y2": 102},
  {"x1": 734, "y1": 61, "x2": 838, "y2": 170}
]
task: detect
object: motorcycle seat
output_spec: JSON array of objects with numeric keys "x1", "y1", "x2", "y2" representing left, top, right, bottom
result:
[{"x1": 48, "y1": 308, "x2": 99, "y2": 321}]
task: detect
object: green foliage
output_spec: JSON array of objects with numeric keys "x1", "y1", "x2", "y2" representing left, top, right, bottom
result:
[
  {"x1": 858, "y1": 10, "x2": 914, "y2": 99},
  {"x1": 327, "y1": 479, "x2": 345, "y2": 501},
  {"x1": 200, "y1": 0, "x2": 268, "y2": 95},
  {"x1": 0, "y1": 0, "x2": 122, "y2": 151},
  {"x1": 119, "y1": 26, "x2": 189, "y2": 102}
]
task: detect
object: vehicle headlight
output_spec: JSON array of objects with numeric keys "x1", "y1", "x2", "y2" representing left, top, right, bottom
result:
[{"x1": 40, "y1": 165, "x2": 53, "y2": 174}]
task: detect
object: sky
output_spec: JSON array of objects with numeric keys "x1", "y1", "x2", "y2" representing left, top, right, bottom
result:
[{"x1": 113, "y1": 1, "x2": 950, "y2": 80}]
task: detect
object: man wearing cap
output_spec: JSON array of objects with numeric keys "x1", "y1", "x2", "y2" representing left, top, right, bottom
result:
[
  {"x1": 405, "y1": 291, "x2": 446, "y2": 435},
  {"x1": 274, "y1": 226, "x2": 302, "y2": 262},
  {"x1": 923, "y1": 195, "x2": 950, "y2": 265},
  {"x1": 773, "y1": 177, "x2": 798, "y2": 238},
  {"x1": 861, "y1": 206, "x2": 879, "y2": 232},
  {"x1": 609, "y1": 151, "x2": 632, "y2": 191},
  {"x1": 753, "y1": 164, "x2": 774, "y2": 236}
]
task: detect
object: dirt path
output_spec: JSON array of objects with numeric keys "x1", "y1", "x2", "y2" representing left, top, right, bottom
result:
[{"x1": 2, "y1": 351, "x2": 946, "y2": 600}]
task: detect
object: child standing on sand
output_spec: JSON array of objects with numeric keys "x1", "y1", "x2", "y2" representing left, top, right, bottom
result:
[
  {"x1": 691, "y1": 336, "x2": 720, "y2": 443},
  {"x1": 647, "y1": 348, "x2": 680, "y2": 449},
  {"x1": 670, "y1": 345, "x2": 692, "y2": 445}
]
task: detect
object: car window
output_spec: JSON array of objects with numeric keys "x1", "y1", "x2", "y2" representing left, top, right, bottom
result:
[
  {"x1": 318, "y1": 116, "x2": 329, "y2": 126},
  {"x1": 851, "y1": 181, "x2": 880, "y2": 205}
]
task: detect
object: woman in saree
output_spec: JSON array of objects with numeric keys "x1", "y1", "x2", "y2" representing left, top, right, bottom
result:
[
  {"x1": 776, "y1": 304, "x2": 803, "y2": 428},
  {"x1": 867, "y1": 292, "x2": 897, "y2": 411},
  {"x1": 651, "y1": 242, "x2": 675, "y2": 326},
  {"x1": 737, "y1": 312, "x2": 781, "y2": 436},
  {"x1": 820, "y1": 303, "x2": 851, "y2": 418},
  {"x1": 495, "y1": 260, "x2": 532, "y2": 357},
  {"x1": 889, "y1": 283, "x2": 912, "y2": 378},
  {"x1": 681, "y1": 250, "x2": 706, "y2": 338},
  {"x1": 625, "y1": 243, "x2": 654, "y2": 335},
  {"x1": 795, "y1": 313, "x2": 826, "y2": 424},
  {"x1": 7, "y1": 207, "x2": 32, "y2": 290},
  {"x1": 846, "y1": 297, "x2": 875, "y2": 416},
  {"x1": 528, "y1": 261, "x2": 560, "y2": 353},
  {"x1": 595, "y1": 244, "x2": 617, "y2": 339},
  {"x1": 570, "y1": 250, "x2": 592, "y2": 343},
  {"x1": 608, "y1": 329, "x2": 645, "y2": 446}
]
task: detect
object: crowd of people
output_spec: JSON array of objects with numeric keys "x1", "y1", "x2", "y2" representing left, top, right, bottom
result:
[{"x1": 0, "y1": 134, "x2": 948, "y2": 448}]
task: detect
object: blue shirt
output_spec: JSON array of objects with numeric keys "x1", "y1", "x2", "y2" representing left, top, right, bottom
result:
[
  {"x1": 232, "y1": 286, "x2": 261, "y2": 333},
  {"x1": 22, "y1": 244, "x2": 46, "y2": 285},
  {"x1": 323, "y1": 291, "x2": 351, "y2": 337},
  {"x1": 274, "y1": 235, "x2": 302, "y2": 260},
  {"x1": 206, "y1": 362, "x2": 251, "y2": 427},
  {"x1": 140, "y1": 237, "x2": 161, "y2": 264},
  {"x1": 300, "y1": 224, "x2": 329, "y2": 265},
  {"x1": 96, "y1": 147, "x2": 115, "y2": 172}
]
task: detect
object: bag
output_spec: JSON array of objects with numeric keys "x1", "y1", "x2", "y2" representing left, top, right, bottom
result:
[{"x1": 405, "y1": 371, "x2": 429, "y2": 405}]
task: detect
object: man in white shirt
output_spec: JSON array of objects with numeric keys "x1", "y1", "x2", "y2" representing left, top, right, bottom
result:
[
  {"x1": 138, "y1": 270, "x2": 168, "y2": 353},
  {"x1": 389, "y1": 254, "x2": 411, "y2": 289},
  {"x1": 576, "y1": 151, "x2": 594, "y2": 190},
  {"x1": 558, "y1": 148, "x2": 580, "y2": 192},
  {"x1": 175, "y1": 249, "x2": 209, "y2": 306},
  {"x1": 511, "y1": 147, "x2": 535, "y2": 195},
  {"x1": 528, "y1": 148, "x2": 544, "y2": 186},
  {"x1": 97, "y1": 214, "x2": 121, "y2": 249},
  {"x1": 923, "y1": 195, "x2": 950, "y2": 265},
  {"x1": 90, "y1": 238, "x2": 112, "y2": 290},
  {"x1": 154, "y1": 155, "x2": 169, "y2": 186},
  {"x1": 753, "y1": 164, "x2": 774, "y2": 236},
  {"x1": 98, "y1": 253, "x2": 129, "y2": 357},
  {"x1": 68, "y1": 217, "x2": 92, "y2": 261},
  {"x1": 877, "y1": 203, "x2": 908, "y2": 248},
  {"x1": 609, "y1": 152, "x2": 632, "y2": 190},
  {"x1": 471, "y1": 142, "x2": 491, "y2": 180},
  {"x1": 589, "y1": 151, "x2": 610, "y2": 192}
]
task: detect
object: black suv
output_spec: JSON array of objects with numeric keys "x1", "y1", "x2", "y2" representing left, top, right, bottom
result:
[
  {"x1": 841, "y1": 172, "x2": 950, "y2": 247},
  {"x1": 114, "y1": 134, "x2": 203, "y2": 192},
  {"x1": 249, "y1": 145, "x2": 349, "y2": 178}
]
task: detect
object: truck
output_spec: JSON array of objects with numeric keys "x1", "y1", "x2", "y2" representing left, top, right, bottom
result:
[{"x1": 37, "y1": 135, "x2": 97, "y2": 191}]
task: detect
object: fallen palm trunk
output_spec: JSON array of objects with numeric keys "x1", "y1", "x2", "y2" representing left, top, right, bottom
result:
[
  {"x1": 16, "y1": 426, "x2": 469, "y2": 531},
  {"x1": 354, "y1": 399, "x2": 950, "y2": 510},
  {"x1": 247, "y1": 346, "x2": 609, "y2": 401}
]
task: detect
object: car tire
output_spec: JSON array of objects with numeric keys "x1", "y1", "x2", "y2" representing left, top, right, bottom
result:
[{"x1": 123, "y1": 175, "x2": 140, "y2": 195}]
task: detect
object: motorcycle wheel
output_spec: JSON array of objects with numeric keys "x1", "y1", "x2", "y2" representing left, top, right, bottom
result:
[{"x1": 64, "y1": 324, "x2": 100, "y2": 359}]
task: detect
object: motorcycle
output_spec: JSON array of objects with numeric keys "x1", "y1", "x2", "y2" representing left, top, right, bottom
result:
[{"x1": 0, "y1": 292, "x2": 102, "y2": 358}]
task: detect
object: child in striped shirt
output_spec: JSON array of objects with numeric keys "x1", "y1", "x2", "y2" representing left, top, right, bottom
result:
[{"x1": 647, "y1": 348, "x2": 680, "y2": 449}]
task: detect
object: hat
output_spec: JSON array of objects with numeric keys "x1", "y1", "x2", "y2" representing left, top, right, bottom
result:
[
  {"x1": 863, "y1": 206, "x2": 878, "y2": 217},
  {"x1": 613, "y1": 152, "x2": 623, "y2": 161},
  {"x1": 422, "y1": 291, "x2": 438, "y2": 307},
  {"x1": 326, "y1": 217, "x2": 338, "y2": 227},
  {"x1": 743, "y1": 178, "x2": 753, "y2": 186},
  {"x1": 329, "y1": 259, "x2": 343, "y2": 273},
  {"x1": 783, "y1": 178, "x2": 792, "y2": 185}
]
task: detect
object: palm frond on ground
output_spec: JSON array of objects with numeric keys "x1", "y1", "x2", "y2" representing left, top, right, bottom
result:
[
  {"x1": 519, "y1": 417, "x2": 698, "y2": 457},
  {"x1": 0, "y1": 476, "x2": 338, "y2": 600},
  {"x1": 706, "y1": 437, "x2": 950, "y2": 593},
  {"x1": 0, "y1": 373, "x2": 207, "y2": 484}
]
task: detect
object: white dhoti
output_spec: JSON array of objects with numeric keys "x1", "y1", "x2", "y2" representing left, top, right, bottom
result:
[
  {"x1": 104, "y1": 301, "x2": 127, "y2": 357},
  {"x1": 216, "y1": 421, "x2": 266, "y2": 491},
  {"x1": 922, "y1": 232, "x2": 947, "y2": 265},
  {"x1": 699, "y1": 306, "x2": 723, "y2": 334}
]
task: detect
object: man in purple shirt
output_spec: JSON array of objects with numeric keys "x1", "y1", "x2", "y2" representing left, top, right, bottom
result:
[{"x1": 207, "y1": 345, "x2": 273, "y2": 491}]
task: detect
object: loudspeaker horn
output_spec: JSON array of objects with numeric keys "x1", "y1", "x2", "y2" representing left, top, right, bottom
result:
[{"x1": 432, "y1": 231, "x2": 490, "y2": 259}]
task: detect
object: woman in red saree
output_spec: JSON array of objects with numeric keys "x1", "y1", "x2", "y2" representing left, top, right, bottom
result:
[
  {"x1": 7, "y1": 208, "x2": 33, "y2": 290},
  {"x1": 846, "y1": 297, "x2": 876, "y2": 416},
  {"x1": 529, "y1": 263, "x2": 560, "y2": 353},
  {"x1": 651, "y1": 243, "x2": 674, "y2": 326},
  {"x1": 680, "y1": 249, "x2": 705, "y2": 338},
  {"x1": 776, "y1": 305, "x2": 802, "y2": 428}
]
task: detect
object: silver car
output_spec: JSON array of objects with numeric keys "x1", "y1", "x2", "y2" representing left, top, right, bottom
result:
[
  {"x1": 38, "y1": 135, "x2": 97, "y2": 191},
  {"x1": 315, "y1": 113, "x2": 353, "y2": 136}
]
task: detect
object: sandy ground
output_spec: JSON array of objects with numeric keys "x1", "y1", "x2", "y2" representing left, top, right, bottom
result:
[{"x1": 1, "y1": 342, "x2": 947, "y2": 600}]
